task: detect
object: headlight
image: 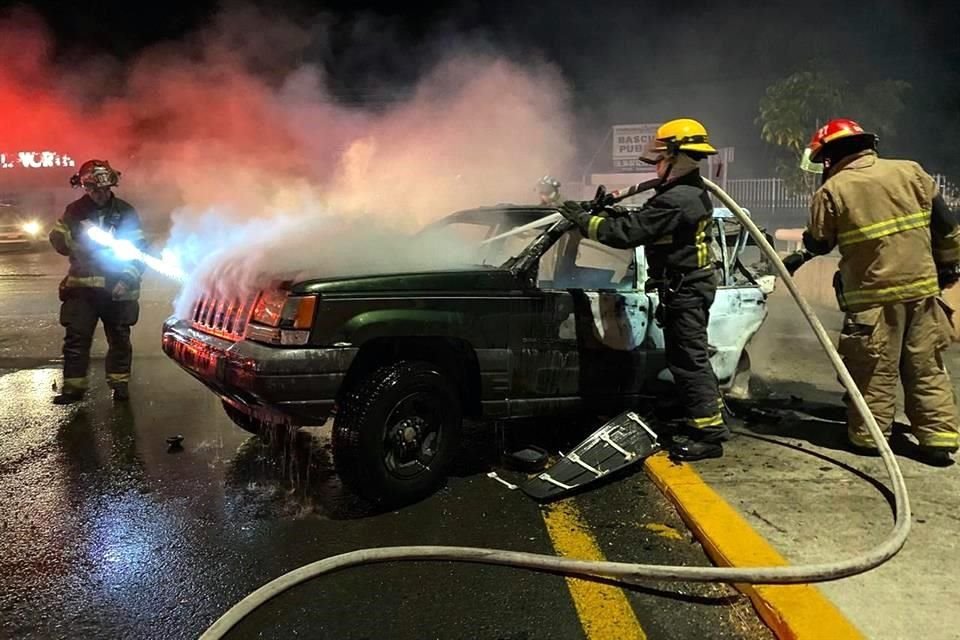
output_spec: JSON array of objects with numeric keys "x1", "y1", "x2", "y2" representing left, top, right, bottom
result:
[
  {"x1": 250, "y1": 290, "x2": 317, "y2": 329},
  {"x1": 250, "y1": 289, "x2": 289, "y2": 327},
  {"x1": 21, "y1": 221, "x2": 41, "y2": 236},
  {"x1": 247, "y1": 289, "x2": 317, "y2": 346}
]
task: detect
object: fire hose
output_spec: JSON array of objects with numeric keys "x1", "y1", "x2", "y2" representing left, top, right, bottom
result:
[
  {"x1": 83, "y1": 223, "x2": 187, "y2": 283},
  {"x1": 199, "y1": 178, "x2": 910, "y2": 640}
]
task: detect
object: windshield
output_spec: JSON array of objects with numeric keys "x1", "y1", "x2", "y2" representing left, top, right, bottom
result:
[{"x1": 418, "y1": 210, "x2": 553, "y2": 268}]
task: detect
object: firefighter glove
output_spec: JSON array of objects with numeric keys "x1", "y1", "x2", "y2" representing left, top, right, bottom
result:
[
  {"x1": 938, "y1": 263, "x2": 960, "y2": 290},
  {"x1": 112, "y1": 272, "x2": 138, "y2": 299},
  {"x1": 782, "y1": 250, "x2": 811, "y2": 276},
  {"x1": 559, "y1": 200, "x2": 590, "y2": 226},
  {"x1": 112, "y1": 280, "x2": 131, "y2": 299}
]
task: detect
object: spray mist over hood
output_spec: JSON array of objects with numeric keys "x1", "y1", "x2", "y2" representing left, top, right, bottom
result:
[{"x1": 0, "y1": 4, "x2": 577, "y2": 308}]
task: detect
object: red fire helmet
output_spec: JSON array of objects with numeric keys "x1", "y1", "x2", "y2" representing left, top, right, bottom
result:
[
  {"x1": 70, "y1": 159, "x2": 121, "y2": 189},
  {"x1": 807, "y1": 118, "x2": 877, "y2": 163}
]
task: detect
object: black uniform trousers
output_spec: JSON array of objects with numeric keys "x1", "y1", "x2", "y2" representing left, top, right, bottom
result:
[
  {"x1": 59, "y1": 288, "x2": 139, "y2": 392},
  {"x1": 661, "y1": 276, "x2": 725, "y2": 431}
]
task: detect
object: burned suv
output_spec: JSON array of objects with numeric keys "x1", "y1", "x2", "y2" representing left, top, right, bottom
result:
[{"x1": 162, "y1": 204, "x2": 773, "y2": 503}]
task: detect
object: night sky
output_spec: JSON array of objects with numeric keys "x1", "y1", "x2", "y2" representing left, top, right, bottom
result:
[{"x1": 6, "y1": 0, "x2": 960, "y2": 177}]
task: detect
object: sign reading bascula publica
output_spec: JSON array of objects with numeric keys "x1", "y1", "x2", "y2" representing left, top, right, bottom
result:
[
  {"x1": 0, "y1": 152, "x2": 76, "y2": 170},
  {"x1": 612, "y1": 124, "x2": 661, "y2": 172}
]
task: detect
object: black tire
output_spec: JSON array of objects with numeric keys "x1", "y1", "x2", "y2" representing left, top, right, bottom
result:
[
  {"x1": 221, "y1": 400, "x2": 293, "y2": 437},
  {"x1": 333, "y1": 361, "x2": 462, "y2": 505}
]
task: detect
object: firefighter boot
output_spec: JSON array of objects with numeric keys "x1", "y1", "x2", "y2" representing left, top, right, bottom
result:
[
  {"x1": 53, "y1": 377, "x2": 88, "y2": 405},
  {"x1": 53, "y1": 390, "x2": 85, "y2": 405},
  {"x1": 916, "y1": 447, "x2": 955, "y2": 467},
  {"x1": 669, "y1": 424, "x2": 731, "y2": 462},
  {"x1": 112, "y1": 383, "x2": 130, "y2": 402}
]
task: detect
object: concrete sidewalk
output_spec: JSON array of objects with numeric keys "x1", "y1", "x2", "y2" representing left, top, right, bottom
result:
[{"x1": 701, "y1": 288, "x2": 960, "y2": 640}]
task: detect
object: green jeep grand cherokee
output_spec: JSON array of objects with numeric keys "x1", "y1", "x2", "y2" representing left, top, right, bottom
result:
[{"x1": 162, "y1": 204, "x2": 772, "y2": 503}]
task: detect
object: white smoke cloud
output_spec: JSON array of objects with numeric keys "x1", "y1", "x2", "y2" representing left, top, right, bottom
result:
[{"x1": 2, "y1": 4, "x2": 578, "y2": 308}]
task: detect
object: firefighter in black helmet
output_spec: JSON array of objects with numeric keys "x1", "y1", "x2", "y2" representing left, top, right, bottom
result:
[
  {"x1": 558, "y1": 119, "x2": 729, "y2": 461},
  {"x1": 536, "y1": 175, "x2": 562, "y2": 206},
  {"x1": 49, "y1": 160, "x2": 147, "y2": 404}
]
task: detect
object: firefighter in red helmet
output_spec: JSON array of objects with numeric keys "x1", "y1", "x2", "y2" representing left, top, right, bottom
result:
[
  {"x1": 49, "y1": 160, "x2": 147, "y2": 404},
  {"x1": 784, "y1": 118, "x2": 960, "y2": 465}
]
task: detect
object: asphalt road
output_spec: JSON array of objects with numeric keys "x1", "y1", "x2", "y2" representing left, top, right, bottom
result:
[{"x1": 0, "y1": 249, "x2": 771, "y2": 640}]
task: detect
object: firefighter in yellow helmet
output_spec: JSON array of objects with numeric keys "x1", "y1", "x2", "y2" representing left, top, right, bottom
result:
[
  {"x1": 785, "y1": 118, "x2": 960, "y2": 466},
  {"x1": 48, "y1": 160, "x2": 147, "y2": 404},
  {"x1": 559, "y1": 118, "x2": 729, "y2": 460}
]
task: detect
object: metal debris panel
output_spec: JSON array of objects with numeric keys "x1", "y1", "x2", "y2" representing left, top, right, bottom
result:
[{"x1": 522, "y1": 411, "x2": 660, "y2": 501}]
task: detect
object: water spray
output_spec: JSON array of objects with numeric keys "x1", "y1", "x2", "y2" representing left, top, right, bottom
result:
[
  {"x1": 199, "y1": 179, "x2": 910, "y2": 639},
  {"x1": 84, "y1": 224, "x2": 187, "y2": 283}
]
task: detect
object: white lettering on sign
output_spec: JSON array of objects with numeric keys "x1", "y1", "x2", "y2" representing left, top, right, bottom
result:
[
  {"x1": 612, "y1": 124, "x2": 661, "y2": 172},
  {"x1": 0, "y1": 151, "x2": 76, "y2": 170}
]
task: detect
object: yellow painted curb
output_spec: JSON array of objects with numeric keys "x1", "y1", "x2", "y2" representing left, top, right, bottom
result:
[{"x1": 644, "y1": 453, "x2": 864, "y2": 640}]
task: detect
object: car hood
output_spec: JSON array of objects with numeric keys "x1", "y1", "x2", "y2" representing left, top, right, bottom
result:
[{"x1": 291, "y1": 268, "x2": 521, "y2": 295}]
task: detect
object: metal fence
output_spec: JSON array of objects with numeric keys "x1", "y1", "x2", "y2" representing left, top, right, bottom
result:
[
  {"x1": 724, "y1": 178, "x2": 812, "y2": 210},
  {"x1": 725, "y1": 174, "x2": 960, "y2": 212},
  {"x1": 935, "y1": 174, "x2": 960, "y2": 208}
]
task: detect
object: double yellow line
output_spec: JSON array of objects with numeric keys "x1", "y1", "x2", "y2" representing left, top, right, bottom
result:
[{"x1": 541, "y1": 501, "x2": 647, "y2": 640}]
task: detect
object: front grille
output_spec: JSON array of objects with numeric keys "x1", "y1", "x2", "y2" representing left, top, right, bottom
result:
[{"x1": 190, "y1": 293, "x2": 257, "y2": 341}]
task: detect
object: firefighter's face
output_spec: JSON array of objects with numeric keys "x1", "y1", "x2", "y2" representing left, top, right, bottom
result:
[
  {"x1": 84, "y1": 185, "x2": 112, "y2": 207},
  {"x1": 655, "y1": 156, "x2": 672, "y2": 179}
]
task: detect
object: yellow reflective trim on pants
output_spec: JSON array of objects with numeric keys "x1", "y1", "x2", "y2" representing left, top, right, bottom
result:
[
  {"x1": 837, "y1": 210, "x2": 930, "y2": 248},
  {"x1": 587, "y1": 216, "x2": 604, "y2": 241},
  {"x1": 843, "y1": 277, "x2": 940, "y2": 306},
  {"x1": 65, "y1": 276, "x2": 107, "y2": 288},
  {"x1": 848, "y1": 430, "x2": 882, "y2": 449},
  {"x1": 107, "y1": 373, "x2": 130, "y2": 383},
  {"x1": 63, "y1": 377, "x2": 89, "y2": 391},
  {"x1": 690, "y1": 413, "x2": 725, "y2": 428},
  {"x1": 919, "y1": 432, "x2": 960, "y2": 449}
]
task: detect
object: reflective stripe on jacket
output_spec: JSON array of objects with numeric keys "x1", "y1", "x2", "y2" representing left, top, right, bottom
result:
[
  {"x1": 578, "y1": 170, "x2": 715, "y2": 278},
  {"x1": 48, "y1": 194, "x2": 147, "y2": 301},
  {"x1": 807, "y1": 151, "x2": 960, "y2": 311}
]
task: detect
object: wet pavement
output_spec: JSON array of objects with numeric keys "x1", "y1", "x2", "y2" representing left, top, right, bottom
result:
[{"x1": 0, "y1": 250, "x2": 771, "y2": 640}]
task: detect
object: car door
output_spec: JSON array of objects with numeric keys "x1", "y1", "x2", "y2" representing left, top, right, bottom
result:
[
  {"x1": 643, "y1": 208, "x2": 773, "y2": 389},
  {"x1": 509, "y1": 231, "x2": 583, "y2": 400},
  {"x1": 552, "y1": 231, "x2": 660, "y2": 399},
  {"x1": 706, "y1": 209, "x2": 772, "y2": 388}
]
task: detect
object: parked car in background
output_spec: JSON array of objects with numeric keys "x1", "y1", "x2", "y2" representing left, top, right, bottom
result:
[{"x1": 0, "y1": 199, "x2": 49, "y2": 252}]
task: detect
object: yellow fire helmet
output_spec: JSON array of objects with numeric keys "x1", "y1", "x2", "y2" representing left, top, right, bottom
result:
[{"x1": 640, "y1": 118, "x2": 718, "y2": 164}]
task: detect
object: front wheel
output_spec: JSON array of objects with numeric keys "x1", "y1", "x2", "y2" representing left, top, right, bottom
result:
[{"x1": 332, "y1": 361, "x2": 462, "y2": 505}]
